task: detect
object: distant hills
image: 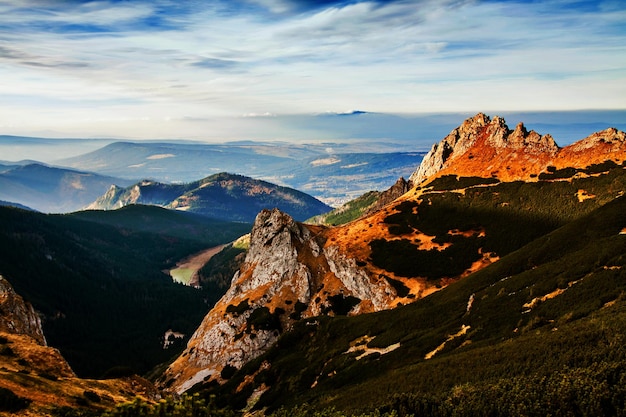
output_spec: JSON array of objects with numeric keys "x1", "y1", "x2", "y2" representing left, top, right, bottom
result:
[
  {"x1": 86, "y1": 172, "x2": 332, "y2": 223},
  {"x1": 0, "y1": 163, "x2": 134, "y2": 213},
  {"x1": 0, "y1": 139, "x2": 425, "y2": 211},
  {"x1": 55, "y1": 141, "x2": 425, "y2": 206}
]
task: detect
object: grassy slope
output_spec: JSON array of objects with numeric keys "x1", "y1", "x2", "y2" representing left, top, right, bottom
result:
[
  {"x1": 308, "y1": 191, "x2": 381, "y2": 226},
  {"x1": 204, "y1": 169, "x2": 626, "y2": 414},
  {"x1": 0, "y1": 206, "x2": 251, "y2": 378},
  {"x1": 67, "y1": 204, "x2": 251, "y2": 244},
  {"x1": 369, "y1": 166, "x2": 626, "y2": 282}
]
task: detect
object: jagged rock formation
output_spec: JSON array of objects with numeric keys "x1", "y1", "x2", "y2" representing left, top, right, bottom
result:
[
  {"x1": 409, "y1": 113, "x2": 626, "y2": 185},
  {"x1": 162, "y1": 113, "x2": 626, "y2": 396},
  {"x1": 0, "y1": 275, "x2": 46, "y2": 346},
  {"x1": 160, "y1": 208, "x2": 399, "y2": 393},
  {"x1": 362, "y1": 177, "x2": 413, "y2": 217},
  {"x1": 409, "y1": 113, "x2": 559, "y2": 184}
]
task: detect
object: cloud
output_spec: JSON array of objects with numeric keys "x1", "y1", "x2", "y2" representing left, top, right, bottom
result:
[{"x1": 0, "y1": 0, "x2": 624, "y2": 139}]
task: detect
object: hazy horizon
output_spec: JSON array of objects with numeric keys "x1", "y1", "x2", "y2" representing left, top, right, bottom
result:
[{"x1": 2, "y1": 109, "x2": 626, "y2": 163}]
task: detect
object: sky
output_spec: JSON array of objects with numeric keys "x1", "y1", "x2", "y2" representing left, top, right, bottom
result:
[{"x1": 0, "y1": 0, "x2": 625, "y2": 142}]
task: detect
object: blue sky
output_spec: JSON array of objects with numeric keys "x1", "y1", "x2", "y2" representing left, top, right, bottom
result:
[{"x1": 0, "y1": 0, "x2": 625, "y2": 141}]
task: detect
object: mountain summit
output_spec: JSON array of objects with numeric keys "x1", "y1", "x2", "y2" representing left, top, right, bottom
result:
[
  {"x1": 87, "y1": 172, "x2": 332, "y2": 222},
  {"x1": 410, "y1": 113, "x2": 625, "y2": 184},
  {"x1": 159, "y1": 114, "x2": 626, "y2": 399}
]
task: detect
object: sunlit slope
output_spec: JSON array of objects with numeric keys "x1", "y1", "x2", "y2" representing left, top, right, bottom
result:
[{"x1": 211, "y1": 192, "x2": 626, "y2": 414}]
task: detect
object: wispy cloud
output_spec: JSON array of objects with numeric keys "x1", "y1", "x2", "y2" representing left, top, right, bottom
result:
[{"x1": 0, "y1": 0, "x2": 624, "y2": 139}]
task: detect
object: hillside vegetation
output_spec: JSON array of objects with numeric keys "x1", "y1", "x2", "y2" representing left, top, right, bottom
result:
[
  {"x1": 77, "y1": 190, "x2": 626, "y2": 416},
  {"x1": 88, "y1": 172, "x2": 332, "y2": 223},
  {"x1": 199, "y1": 191, "x2": 626, "y2": 416},
  {"x1": 308, "y1": 190, "x2": 381, "y2": 225},
  {"x1": 198, "y1": 165, "x2": 626, "y2": 415},
  {"x1": 0, "y1": 206, "x2": 250, "y2": 378},
  {"x1": 370, "y1": 164, "x2": 625, "y2": 282}
]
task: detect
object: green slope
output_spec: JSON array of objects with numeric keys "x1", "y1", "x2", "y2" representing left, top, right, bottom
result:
[
  {"x1": 90, "y1": 172, "x2": 333, "y2": 223},
  {"x1": 307, "y1": 190, "x2": 381, "y2": 225},
  {"x1": 0, "y1": 206, "x2": 250, "y2": 378},
  {"x1": 370, "y1": 165, "x2": 626, "y2": 282},
  {"x1": 203, "y1": 178, "x2": 626, "y2": 415},
  {"x1": 67, "y1": 204, "x2": 250, "y2": 244}
]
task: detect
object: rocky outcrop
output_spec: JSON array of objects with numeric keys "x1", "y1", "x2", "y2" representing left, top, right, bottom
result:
[
  {"x1": 409, "y1": 113, "x2": 559, "y2": 184},
  {"x1": 363, "y1": 177, "x2": 413, "y2": 217},
  {"x1": 159, "y1": 208, "x2": 398, "y2": 394},
  {"x1": 0, "y1": 275, "x2": 46, "y2": 346},
  {"x1": 409, "y1": 113, "x2": 491, "y2": 184},
  {"x1": 555, "y1": 128, "x2": 626, "y2": 168}
]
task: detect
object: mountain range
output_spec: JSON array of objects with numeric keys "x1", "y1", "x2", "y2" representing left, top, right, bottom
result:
[
  {"x1": 55, "y1": 141, "x2": 425, "y2": 206},
  {"x1": 0, "y1": 163, "x2": 134, "y2": 213},
  {"x1": 1, "y1": 113, "x2": 626, "y2": 416},
  {"x1": 158, "y1": 113, "x2": 626, "y2": 410},
  {"x1": 0, "y1": 140, "x2": 424, "y2": 212}
]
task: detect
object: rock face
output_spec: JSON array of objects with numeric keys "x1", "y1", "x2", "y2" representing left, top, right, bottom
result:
[
  {"x1": 409, "y1": 113, "x2": 491, "y2": 184},
  {"x1": 159, "y1": 208, "x2": 398, "y2": 394},
  {"x1": 409, "y1": 113, "x2": 626, "y2": 185},
  {"x1": 410, "y1": 113, "x2": 559, "y2": 184},
  {"x1": 0, "y1": 275, "x2": 46, "y2": 346}
]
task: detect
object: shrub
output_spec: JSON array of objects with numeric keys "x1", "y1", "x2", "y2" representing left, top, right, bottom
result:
[{"x1": 0, "y1": 387, "x2": 31, "y2": 412}]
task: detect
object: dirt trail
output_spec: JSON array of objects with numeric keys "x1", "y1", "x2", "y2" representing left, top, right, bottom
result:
[{"x1": 169, "y1": 244, "x2": 227, "y2": 287}]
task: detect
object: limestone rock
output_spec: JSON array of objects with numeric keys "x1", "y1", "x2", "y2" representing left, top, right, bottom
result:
[
  {"x1": 409, "y1": 113, "x2": 559, "y2": 184},
  {"x1": 409, "y1": 113, "x2": 490, "y2": 184},
  {"x1": 0, "y1": 275, "x2": 46, "y2": 346},
  {"x1": 159, "y1": 208, "x2": 398, "y2": 394}
]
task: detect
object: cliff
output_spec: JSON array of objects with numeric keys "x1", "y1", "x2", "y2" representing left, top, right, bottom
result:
[
  {"x1": 160, "y1": 208, "x2": 400, "y2": 393},
  {"x1": 0, "y1": 275, "x2": 46, "y2": 346}
]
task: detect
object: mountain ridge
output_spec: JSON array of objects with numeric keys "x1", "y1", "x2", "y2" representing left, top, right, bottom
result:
[
  {"x1": 159, "y1": 114, "x2": 626, "y2": 396},
  {"x1": 87, "y1": 172, "x2": 332, "y2": 222},
  {"x1": 0, "y1": 163, "x2": 134, "y2": 213},
  {"x1": 410, "y1": 113, "x2": 625, "y2": 184}
]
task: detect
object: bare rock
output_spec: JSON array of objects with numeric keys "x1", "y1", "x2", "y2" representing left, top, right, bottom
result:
[
  {"x1": 159, "y1": 208, "x2": 397, "y2": 394},
  {"x1": 409, "y1": 113, "x2": 559, "y2": 184},
  {"x1": 409, "y1": 113, "x2": 491, "y2": 184},
  {"x1": 0, "y1": 275, "x2": 46, "y2": 346}
]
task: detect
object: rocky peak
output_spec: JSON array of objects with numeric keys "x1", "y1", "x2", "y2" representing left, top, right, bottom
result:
[
  {"x1": 409, "y1": 113, "x2": 491, "y2": 184},
  {"x1": 85, "y1": 184, "x2": 125, "y2": 210},
  {"x1": 0, "y1": 275, "x2": 46, "y2": 345},
  {"x1": 159, "y1": 208, "x2": 398, "y2": 394},
  {"x1": 566, "y1": 127, "x2": 626, "y2": 152},
  {"x1": 409, "y1": 113, "x2": 560, "y2": 184},
  {"x1": 490, "y1": 120, "x2": 558, "y2": 153}
]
